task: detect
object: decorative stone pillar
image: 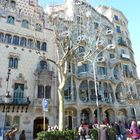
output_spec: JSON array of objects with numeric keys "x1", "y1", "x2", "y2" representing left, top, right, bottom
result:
[{"x1": 77, "y1": 109, "x2": 81, "y2": 126}]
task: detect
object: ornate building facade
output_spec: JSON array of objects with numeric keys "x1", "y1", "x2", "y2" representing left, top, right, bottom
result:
[{"x1": 0, "y1": 0, "x2": 139, "y2": 139}]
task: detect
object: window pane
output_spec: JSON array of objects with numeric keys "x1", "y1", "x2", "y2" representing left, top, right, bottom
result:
[
  {"x1": 7, "y1": 16, "x2": 15, "y2": 24},
  {"x1": 9, "y1": 57, "x2": 13, "y2": 68},
  {"x1": 14, "y1": 58, "x2": 18, "y2": 68},
  {"x1": 5, "y1": 34, "x2": 12, "y2": 44},
  {"x1": 22, "y1": 20, "x2": 29, "y2": 28},
  {"x1": 38, "y1": 85, "x2": 44, "y2": 98},
  {"x1": 41, "y1": 42, "x2": 47, "y2": 51},
  {"x1": 45, "y1": 86, "x2": 51, "y2": 99},
  {"x1": 14, "y1": 83, "x2": 24, "y2": 104},
  {"x1": 0, "y1": 33, "x2": 4, "y2": 42},
  {"x1": 13, "y1": 36, "x2": 19, "y2": 45},
  {"x1": 20, "y1": 37, "x2": 27, "y2": 47}
]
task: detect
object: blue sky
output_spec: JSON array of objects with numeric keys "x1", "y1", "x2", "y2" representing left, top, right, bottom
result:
[{"x1": 40, "y1": 0, "x2": 140, "y2": 78}]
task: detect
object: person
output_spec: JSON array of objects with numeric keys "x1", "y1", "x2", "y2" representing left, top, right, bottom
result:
[
  {"x1": 78, "y1": 124, "x2": 86, "y2": 140},
  {"x1": 9, "y1": 126, "x2": 18, "y2": 140},
  {"x1": 100, "y1": 121, "x2": 109, "y2": 140},
  {"x1": 115, "y1": 122, "x2": 121, "y2": 140},
  {"x1": 129, "y1": 121, "x2": 140, "y2": 140},
  {"x1": 5, "y1": 130, "x2": 11, "y2": 140},
  {"x1": 119, "y1": 121, "x2": 126, "y2": 140},
  {"x1": 19, "y1": 130, "x2": 26, "y2": 140}
]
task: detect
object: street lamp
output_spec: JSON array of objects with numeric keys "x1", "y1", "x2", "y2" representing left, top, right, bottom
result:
[
  {"x1": 92, "y1": 44, "x2": 115, "y2": 128},
  {"x1": 3, "y1": 68, "x2": 11, "y2": 139}
]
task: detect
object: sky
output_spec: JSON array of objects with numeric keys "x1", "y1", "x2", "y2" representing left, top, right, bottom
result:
[{"x1": 40, "y1": 0, "x2": 140, "y2": 78}]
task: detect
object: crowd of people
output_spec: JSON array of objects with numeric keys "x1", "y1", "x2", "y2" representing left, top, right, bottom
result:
[
  {"x1": 4, "y1": 120, "x2": 140, "y2": 140},
  {"x1": 78, "y1": 120, "x2": 140, "y2": 140}
]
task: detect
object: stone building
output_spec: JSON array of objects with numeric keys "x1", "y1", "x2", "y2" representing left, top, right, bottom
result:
[
  {"x1": 0, "y1": 0, "x2": 57, "y2": 139},
  {"x1": 0, "y1": 0, "x2": 139, "y2": 139}
]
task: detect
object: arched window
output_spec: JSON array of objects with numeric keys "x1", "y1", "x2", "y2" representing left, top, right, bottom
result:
[
  {"x1": 35, "y1": 23, "x2": 42, "y2": 31},
  {"x1": 22, "y1": 20, "x2": 29, "y2": 28},
  {"x1": 41, "y1": 42, "x2": 47, "y2": 51},
  {"x1": 20, "y1": 37, "x2": 27, "y2": 47},
  {"x1": 45, "y1": 86, "x2": 51, "y2": 99},
  {"x1": 28, "y1": 39, "x2": 34, "y2": 48},
  {"x1": 13, "y1": 36, "x2": 19, "y2": 45},
  {"x1": 79, "y1": 80, "x2": 88, "y2": 102},
  {"x1": 7, "y1": 16, "x2": 15, "y2": 24},
  {"x1": 115, "y1": 83, "x2": 125, "y2": 103},
  {"x1": 36, "y1": 41, "x2": 40, "y2": 49},
  {"x1": 0, "y1": 32, "x2": 4, "y2": 42},
  {"x1": 9, "y1": 57, "x2": 18, "y2": 69},
  {"x1": 38, "y1": 85, "x2": 44, "y2": 98},
  {"x1": 5, "y1": 34, "x2": 12, "y2": 44},
  {"x1": 64, "y1": 78, "x2": 76, "y2": 101}
]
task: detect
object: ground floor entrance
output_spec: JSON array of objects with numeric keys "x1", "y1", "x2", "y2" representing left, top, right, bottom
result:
[{"x1": 33, "y1": 117, "x2": 48, "y2": 139}]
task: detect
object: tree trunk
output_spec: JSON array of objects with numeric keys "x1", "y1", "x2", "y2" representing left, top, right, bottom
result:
[{"x1": 58, "y1": 87, "x2": 64, "y2": 130}]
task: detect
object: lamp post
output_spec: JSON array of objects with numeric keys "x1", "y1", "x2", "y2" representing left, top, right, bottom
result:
[
  {"x1": 3, "y1": 69, "x2": 11, "y2": 139},
  {"x1": 89, "y1": 44, "x2": 115, "y2": 128}
]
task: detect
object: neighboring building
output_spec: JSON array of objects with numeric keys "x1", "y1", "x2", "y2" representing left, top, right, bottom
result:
[
  {"x1": 96, "y1": 5, "x2": 139, "y2": 120},
  {"x1": 0, "y1": 0, "x2": 57, "y2": 139},
  {"x1": 0, "y1": 0, "x2": 139, "y2": 139}
]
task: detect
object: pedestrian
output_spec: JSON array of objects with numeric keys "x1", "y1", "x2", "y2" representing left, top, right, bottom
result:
[
  {"x1": 129, "y1": 121, "x2": 140, "y2": 140},
  {"x1": 100, "y1": 121, "x2": 109, "y2": 140},
  {"x1": 78, "y1": 124, "x2": 86, "y2": 140},
  {"x1": 9, "y1": 126, "x2": 18, "y2": 140},
  {"x1": 119, "y1": 121, "x2": 126, "y2": 140},
  {"x1": 5, "y1": 130, "x2": 11, "y2": 140},
  {"x1": 115, "y1": 122, "x2": 121, "y2": 140},
  {"x1": 19, "y1": 130, "x2": 26, "y2": 140}
]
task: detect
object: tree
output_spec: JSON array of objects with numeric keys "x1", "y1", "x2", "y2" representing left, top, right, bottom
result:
[{"x1": 46, "y1": 1, "x2": 115, "y2": 131}]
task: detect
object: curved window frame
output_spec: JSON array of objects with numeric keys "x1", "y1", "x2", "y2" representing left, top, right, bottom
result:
[
  {"x1": 9, "y1": 57, "x2": 18, "y2": 69},
  {"x1": 5, "y1": 34, "x2": 12, "y2": 44},
  {"x1": 7, "y1": 15, "x2": 15, "y2": 25},
  {"x1": 41, "y1": 42, "x2": 47, "y2": 51},
  {"x1": 0, "y1": 32, "x2": 4, "y2": 42},
  {"x1": 28, "y1": 39, "x2": 34, "y2": 48},
  {"x1": 13, "y1": 36, "x2": 19, "y2": 45},
  {"x1": 20, "y1": 37, "x2": 27, "y2": 47},
  {"x1": 22, "y1": 20, "x2": 29, "y2": 29}
]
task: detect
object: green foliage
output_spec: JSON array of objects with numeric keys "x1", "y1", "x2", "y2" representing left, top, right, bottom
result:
[
  {"x1": 37, "y1": 130, "x2": 78, "y2": 140},
  {"x1": 88, "y1": 128, "x2": 98, "y2": 140},
  {"x1": 107, "y1": 127, "x2": 116, "y2": 140},
  {"x1": 37, "y1": 128, "x2": 116, "y2": 140}
]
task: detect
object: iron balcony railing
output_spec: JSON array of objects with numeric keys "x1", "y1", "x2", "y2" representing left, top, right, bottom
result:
[{"x1": 0, "y1": 95, "x2": 30, "y2": 105}]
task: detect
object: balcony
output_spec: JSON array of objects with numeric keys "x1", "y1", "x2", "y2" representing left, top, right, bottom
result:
[
  {"x1": 78, "y1": 72, "x2": 93, "y2": 78},
  {"x1": 118, "y1": 40, "x2": 127, "y2": 46},
  {"x1": 0, "y1": 96, "x2": 30, "y2": 112},
  {"x1": 121, "y1": 53, "x2": 130, "y2": 60}
]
